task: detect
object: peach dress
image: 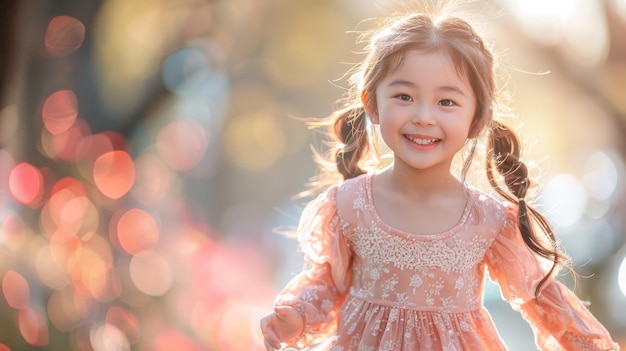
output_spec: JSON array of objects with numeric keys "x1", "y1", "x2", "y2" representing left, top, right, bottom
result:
[{"x1": 274, "y1": 174, "x2": 618, "y2": 351}]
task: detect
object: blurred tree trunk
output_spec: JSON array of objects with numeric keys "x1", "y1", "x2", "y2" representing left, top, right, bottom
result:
[{"x1": 0, "y1": 1, "x2": 20, "y2": 109}]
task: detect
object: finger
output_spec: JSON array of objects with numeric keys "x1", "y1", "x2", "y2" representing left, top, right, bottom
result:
[
  {"x1": 260, "y1": 316, "x2": 281, "y2": 349},
  {"x1": 274, "y1": 305, "x2": 293, "y2": 318},
  {"x1": 264, "y1": 336, "x2": 281, "y2": 350},
  {"x1": 263, "y1": 332, "x2": 281, "y2": 350},
  {"x1": 264, "y1": 338, "x2": 276, "y2": 351}
]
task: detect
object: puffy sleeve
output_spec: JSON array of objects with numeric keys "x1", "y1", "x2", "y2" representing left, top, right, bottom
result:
[
  {"x1": 274, "y1": 186, "x2": 352, "y2": 348},
  {"x1": 485, "y1": 204, "x2": 619, "y2": 351}
]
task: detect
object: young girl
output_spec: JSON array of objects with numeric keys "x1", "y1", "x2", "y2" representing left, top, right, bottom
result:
[{"x1": 260, "y1": 8, "x2": 619, "y2": 351}]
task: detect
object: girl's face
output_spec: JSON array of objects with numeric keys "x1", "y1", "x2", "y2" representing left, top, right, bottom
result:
[{"x1": 367, "y1": 50, "x2": 476, "y2": 174}]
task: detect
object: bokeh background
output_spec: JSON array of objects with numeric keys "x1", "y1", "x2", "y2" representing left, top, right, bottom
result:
[{"x1": 0, "y1": 0, "x2": 625, "y2": 350}]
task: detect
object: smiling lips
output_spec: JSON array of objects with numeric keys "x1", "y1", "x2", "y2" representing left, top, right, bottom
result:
[{"x1": 404, "y1": 134, "x2": 440, "y2": 146}]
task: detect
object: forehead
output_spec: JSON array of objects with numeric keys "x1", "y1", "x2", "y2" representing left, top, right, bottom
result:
[{"x1": 382, "y1": 49, "x2": 472, "y2": 90}]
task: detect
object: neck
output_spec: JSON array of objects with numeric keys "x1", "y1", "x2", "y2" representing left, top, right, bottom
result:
[{"x1": 381, "y1": 162, "x2": 463, "y2": 199}]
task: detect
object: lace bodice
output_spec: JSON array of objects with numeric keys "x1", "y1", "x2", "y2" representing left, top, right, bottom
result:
[{"x1": 337, "y1": 175, "x2": 504, "y2": 312}]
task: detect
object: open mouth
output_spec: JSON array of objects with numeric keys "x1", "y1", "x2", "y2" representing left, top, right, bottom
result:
[{"x1": 404, "y1": 135, "x2": 440, "y2": 145}]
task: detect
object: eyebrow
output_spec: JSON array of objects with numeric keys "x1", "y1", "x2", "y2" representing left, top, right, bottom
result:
[{"x1": 387, "y1": 79, "x2": 468, "y2": 96}]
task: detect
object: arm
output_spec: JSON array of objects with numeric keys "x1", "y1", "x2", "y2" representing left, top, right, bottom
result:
[
  {"x1": 485, "y1": 204, "x2": 619, "y2": 351},
  {"x1": 262, "y1": 187, "x2": 352, "y2": 349}
]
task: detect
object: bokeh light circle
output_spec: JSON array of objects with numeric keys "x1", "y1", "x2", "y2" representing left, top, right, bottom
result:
[
  {"x1": 47, "y1": 289, "x2": 82, "y2": 332},
  {"x1": 40, "y1": 118, "x2": 91, "y2": 162},
  {"x1": 2, "y1": 270, "x2": 30, "y2": 309},
  {"x1": 45, "y1": 16, "x2": 86, "y2": 56},
  {"x1": 90, "y1": 323, "x2": 130, "y2": 351},
  {"x1": 129, "y1": 251, "x2": 172, "y2": 296},
  {"x1": 582, "y1": 151, "x2": 618, "y2": 201},
  {"x1": 67, "y1": 232, "x2": 120, "y2": 302},
  {"x1": 42, "y1": 90, "x2": 78, "y2": 135},
  {"x1": 541, "y1": 173, "x2": 588, "y2": 227},
  {"x1": 81, "y1": 256, "x2": 119, "y2": 302},
  {"x1": 18, "y1": 307, "x2": 49, "y2": 346},
  {"x1": 36, "y1": 247, "x2": 69, "y2": 290},
  {"x1": 75, "y1": 131, "x2": 122, "y2": 181},
  {"x1": 9, "y1": 162, "x2": 43, "y2": 207},
  {"x1": 114, "y1": 208, "x2": 159, "y2": 256},
  {"x1": 93, "y1": 150, "x2": 135, "y2": 199},
  {"x1": 106, "y1": 306, "x2": 140, "y2": 345},
  {"x1": 40, "y1": 177, "x2": 91, "y2": 235},
  {"x1": 156, "y1": 119, "x2": 208, "y2": 172}
]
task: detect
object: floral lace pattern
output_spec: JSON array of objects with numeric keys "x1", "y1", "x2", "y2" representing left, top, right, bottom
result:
[
  {"x1": 340, "y1": 175, "x2": 503, "y2": 313},
  {"x1": 349, "y1": 226, "x2": 494, "y2": 274},
  {"x1": 274, "y1": 174, "x2": 618, "y2": 351}
]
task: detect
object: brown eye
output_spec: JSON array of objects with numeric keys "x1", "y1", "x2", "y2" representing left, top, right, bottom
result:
[
  {"x1": 397, "y1": 94, "x2": 412, "y2": 102},
  {"x1": 438, "y1": 99, "x2": 456, "y2": 107}
]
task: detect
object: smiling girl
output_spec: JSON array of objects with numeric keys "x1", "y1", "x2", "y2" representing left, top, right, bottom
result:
[{"x1": 259, "y1": 7, "x2": 618, "y2": 351}]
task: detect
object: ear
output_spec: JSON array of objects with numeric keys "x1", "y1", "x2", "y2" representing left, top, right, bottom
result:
[{"x1": 361, "y1": 91, "x2": 379, "y2": 124}]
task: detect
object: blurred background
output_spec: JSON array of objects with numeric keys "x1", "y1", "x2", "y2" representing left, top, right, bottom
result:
[{"x1": 0, "y1": 0, "x2": 624, "y2": 350}]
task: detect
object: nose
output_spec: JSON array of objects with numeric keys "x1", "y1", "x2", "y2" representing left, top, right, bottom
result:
[{"x1": 412, "y1": 103, "x2": 435, "y2": 126}]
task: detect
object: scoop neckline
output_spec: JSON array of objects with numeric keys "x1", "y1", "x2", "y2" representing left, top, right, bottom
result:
[{"x1": 364, "y1": 173, "x2": 471, "y2": 239}]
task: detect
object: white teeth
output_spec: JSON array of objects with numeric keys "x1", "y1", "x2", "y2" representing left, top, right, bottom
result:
[{"x1": 406, "y1": 135, "x2": 438, "y2": 145}]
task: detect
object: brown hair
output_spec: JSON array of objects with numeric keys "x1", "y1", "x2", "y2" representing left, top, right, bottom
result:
[
  {"x1": 306, "y1": 11, "x2": 568, "y2": 295},
  {"x1": 486, "y1": 121, "x2": 570, "y2": 295}
]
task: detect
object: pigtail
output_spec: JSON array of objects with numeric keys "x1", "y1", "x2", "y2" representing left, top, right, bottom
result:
[
  {"x1": 297, "y1": 102, "x2": 373, "y2": 198},
  {"x1": 333, "y1": 105, "x2": 369, "y2": 180},
  {"x1": 486, "y1": 121, "x2": 569, "y2": 297}
]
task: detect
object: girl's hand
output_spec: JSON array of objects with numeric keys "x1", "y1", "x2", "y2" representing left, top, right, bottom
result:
[{"x1": 260, "y1": 305, "x2": 304, "y2": 350}]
